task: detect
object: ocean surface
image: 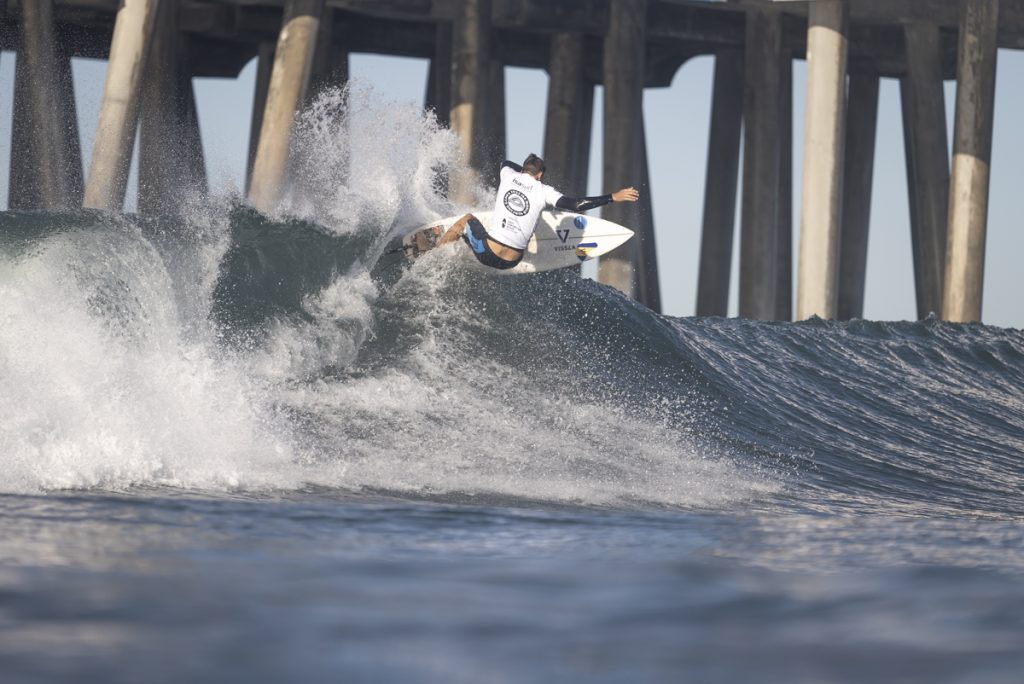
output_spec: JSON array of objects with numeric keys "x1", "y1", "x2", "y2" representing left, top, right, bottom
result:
[{"x1": 1, "y1": 87, "x2": 1022, "y2": 683}]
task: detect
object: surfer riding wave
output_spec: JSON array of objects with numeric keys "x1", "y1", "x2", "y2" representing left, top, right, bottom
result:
[{"x1": 437, "y1": 154, "x2": 640, "y2": 269}]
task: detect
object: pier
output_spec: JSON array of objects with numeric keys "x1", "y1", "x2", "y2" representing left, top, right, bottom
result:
[{"x1": 0, "y1": 0, "x2": 1015, "y2": 322}]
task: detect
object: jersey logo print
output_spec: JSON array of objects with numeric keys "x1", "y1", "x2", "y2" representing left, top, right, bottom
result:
[
  {"x1": 503, "y1": 189, "x2": 530, "y2": 217},
  {"x1": 556, "y1": 229, "x2": 570, "y2": 243}
]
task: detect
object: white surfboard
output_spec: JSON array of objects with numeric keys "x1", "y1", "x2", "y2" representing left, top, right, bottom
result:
[{"x1": 398, "y1": 210, "x2": 634, "y2": 274}]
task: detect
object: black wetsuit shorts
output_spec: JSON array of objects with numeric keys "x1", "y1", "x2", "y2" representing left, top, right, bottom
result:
[{"x1": 461, "y1": 216, "x2": 522, "y2": 270}]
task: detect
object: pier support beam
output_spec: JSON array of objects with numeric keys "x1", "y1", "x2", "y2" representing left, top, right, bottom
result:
[
  {"x1": 83, "y1": 0, "x2": 161, "y2": 212},
  {"x1": 635, "y1": 116, "x2": 660, "y2": 312},
  {"x1": 426, "y1": 22, "x2": 452, "y2": 127},
  {"x1": 248, "y1": 0, "x2": 323, "y2": 214},
  {"x1": 184, "y1": 83, "x2": 207, "y2": 193},
  {"x1": 571, "y1": 83, "x2": 595, "y2": 196},
  {"x1": 449, "y1": 0, "x2": 492, "y2": 204},
  {"x1": 739, "y1": 10, "x2": 783, "y2": 320},
  {"x1": 138, "y1": 0, "x2": 205, "y2": 214},
  {"x1": 543, "y1": 33, "x2": 586, "y2": 193},
  {"x1": 246, "y1": 42, "x2": 275, "y2": 194},
  {"x1": 599, "y1": 0, "x2": 647, "y2": 303},
  {"x1": 797, "y1": 0, "x2": 848, "y2": 321},
  {"x1": 943, "y1": 0, "x2": 999, "y2": 323},
  {"x1": 309, "y1": 7, "x2": 348, "y2": 100},
  {"x1": 838, "y1": 73, "x2": 880, "y2": 320},
  {"x1": 10, "y1": 48, "x2": 82, "y2": 211},
  {"x1": 9, "y1": 59, "x2": 41, "y2": 210},
  {"x1": 696, "y1": 49, "x2": 744, "y2": 317},
  {"x1": 486, "y1": 58, "x2": 506, "y2": 186},
  {"x1": 540, "y1": 30, "x2": 598, "y2": 196},
  {"x1": 902, "y1": 24, "x2": 950, "y2": 319},
  {"x1": 15, "y1": 0, "x2": 80, "y2": 210},
  {"x1": 777, "y1": 59, "x2": 793, "y2": 321}
]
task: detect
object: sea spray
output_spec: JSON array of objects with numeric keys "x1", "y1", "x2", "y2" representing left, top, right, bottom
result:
[{"x1": 282, "y1": 82, "x2": 465, "y2": 246}]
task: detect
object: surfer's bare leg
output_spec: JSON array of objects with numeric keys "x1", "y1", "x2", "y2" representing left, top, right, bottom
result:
[{"x1": 437, "y1": 214, "x2": 474, "y2": 247}]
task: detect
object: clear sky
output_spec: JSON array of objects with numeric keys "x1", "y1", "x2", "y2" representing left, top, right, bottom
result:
[{"x1": 0, "y1": 42, "x2": 1020, "y2": 328}]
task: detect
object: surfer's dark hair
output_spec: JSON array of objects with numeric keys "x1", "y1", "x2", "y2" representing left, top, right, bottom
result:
[{"x1": 522, "y1": 154, "x2": 546, "y2": 176}]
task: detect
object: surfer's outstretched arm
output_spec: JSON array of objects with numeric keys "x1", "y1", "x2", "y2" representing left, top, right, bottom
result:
[{"x1": 554, "y1": 187, "x2": 639, "y2": 213}]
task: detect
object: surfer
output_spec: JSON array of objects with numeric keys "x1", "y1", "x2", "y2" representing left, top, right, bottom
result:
[{"x1": 436, "y1": 154, "x2": 640, "y2": 270}]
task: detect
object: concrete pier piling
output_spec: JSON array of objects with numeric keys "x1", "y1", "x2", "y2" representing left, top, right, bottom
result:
[
  {"x1": 902, "y1": 23, "x2": 950, "y2": 319},
  {"x1": 797, "y1": 0, "x2": 849, "y2": 321},
  {"x1": 426, "y1": 22, "x2": 453, "y2": 127},
  {"x1": 309, "y1": 7, "x2": 347, "y2": 100},
  {"x1": 246, "y1": 43, "x2": 276, "y2": 194},
  {"x1": 10, "y1": 47, "x2": 82, "y2": 211},
  {"x1": 838, "y1": 73, "x2": 880, "y2": 321},
  {"x1": 739, "y1": 10, "x2": 784, "y2": 320},
  {"x1": 16, "y1": 0, "x2": 79, "y2": 210},
  {"x1": 599, "y1": 0, "x2": 648, "y2": 303},
  {"x1": 635, "y1": 116, "x2": 661, "y2": 313},
  {"x1": 184, "y1": 83, "x2": 207, "y2": 193},
  {"x1": 10, "y1": 54, "x2": 41, "y2": 211},
  {"x1": 486, "y1": 58, "x2": 507, "y2": 185},
  {"x1": 696, "y1": 50, "x2": 744, "y2": 318},
  {"x1": 543, "y1": 33, "x2": 587, "y2": 193},
  {"x1": 449, "y1": 0, "x2": 491, "y2": 204},
  {"x1": 943, "y1": 0, "x2": 1000, "y2": 323},
  {"x1": 570, "y1": 84, "x2": 595, "y2": 198},
  {"x1": 777, "y1": 60, "x2": 794, "y2": 322},
  {"x1": 83, "y1": 0, "x2": 161, "y2": 212},
  {"x1": 248, "y1": 0, "x2": 324, "y2": 214},
  {"x1": 139, "y1": 0, "x2": 206, "y2": 215}
]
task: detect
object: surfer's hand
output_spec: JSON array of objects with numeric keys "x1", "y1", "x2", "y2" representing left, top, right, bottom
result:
[{"x1": 612, "y1": 187, "x2": 640, "y2": 203}]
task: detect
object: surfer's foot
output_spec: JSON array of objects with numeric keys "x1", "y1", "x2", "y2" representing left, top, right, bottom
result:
[{"x1": 438, "y1": 214, "x2": 473, "y2": 246}]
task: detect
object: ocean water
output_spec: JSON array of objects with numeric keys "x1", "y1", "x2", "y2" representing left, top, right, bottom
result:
[{"x1": 1, "y1": 86, "x2": 1022, "y2": 683}]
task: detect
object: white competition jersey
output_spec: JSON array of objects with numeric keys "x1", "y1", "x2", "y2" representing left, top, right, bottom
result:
[{"x1": 487, "y1": 166, "x2": 563, "y2": 250}]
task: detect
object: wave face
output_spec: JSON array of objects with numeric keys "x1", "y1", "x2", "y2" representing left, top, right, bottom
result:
[{"x1": 1, "y1": 85, "x2": 1021, "y2": 520}]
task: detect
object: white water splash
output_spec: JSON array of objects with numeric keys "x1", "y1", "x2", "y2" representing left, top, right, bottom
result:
[
  {"x1": 282, "y1": 82, "x2": 463, "y2": 244},
  {"x1": 0, "y1": 218, "x2": 301, "y2": 494},
  {"x1": 0, "y1": 84, "x2": 775, "y2": 508}
]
